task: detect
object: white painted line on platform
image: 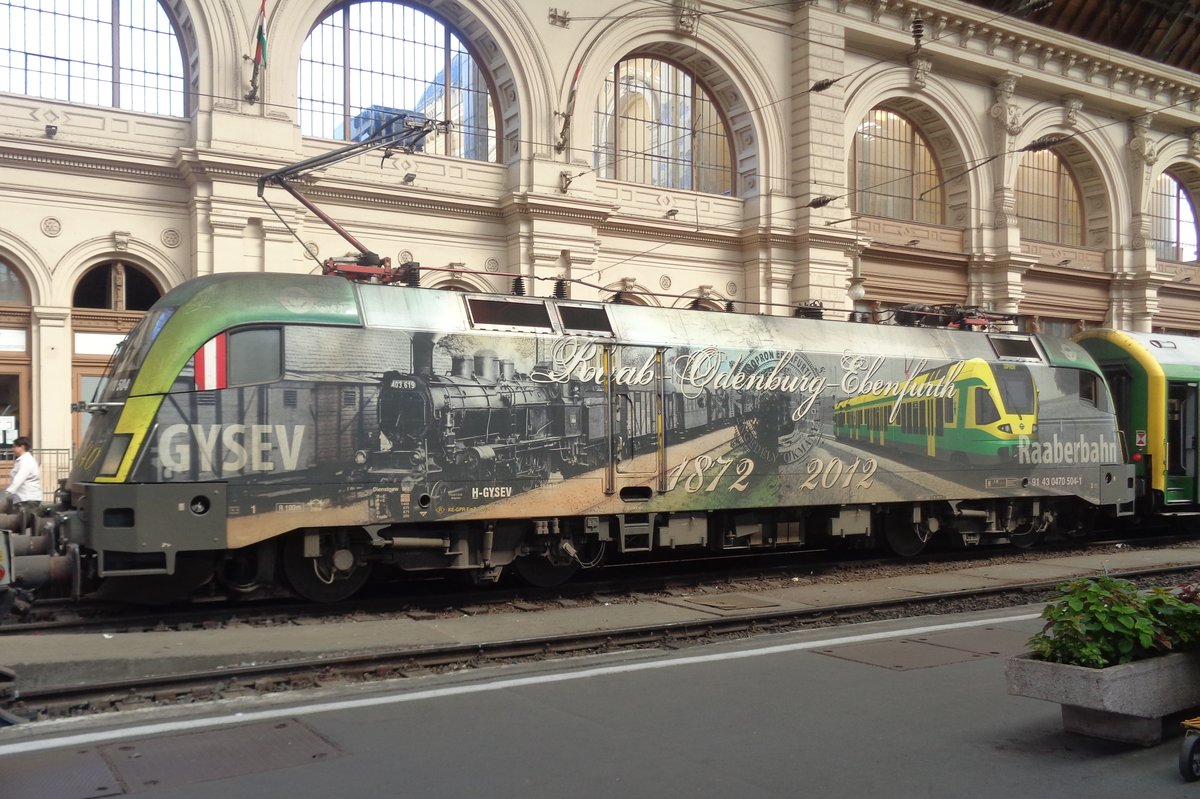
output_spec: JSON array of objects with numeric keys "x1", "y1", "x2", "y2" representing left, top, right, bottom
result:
[{"x1": 0, "y1": 610, "x2": 1041, "y2": 756}]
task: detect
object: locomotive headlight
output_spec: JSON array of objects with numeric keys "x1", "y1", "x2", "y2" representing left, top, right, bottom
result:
[
  {"x1": 997, "y1": 423, "x2": 1012, "y2": 434},
  {"x1": 98, "y1": 434, "x2": 132, "y2": 477},
  {"x1": 354, "y1": 450, "x2": 368, "y2": 465}
]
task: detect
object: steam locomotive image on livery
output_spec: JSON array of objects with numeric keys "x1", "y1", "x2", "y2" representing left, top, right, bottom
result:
[{"x1": 10, "y1": 269, "x2": 1200, "y2": 610}]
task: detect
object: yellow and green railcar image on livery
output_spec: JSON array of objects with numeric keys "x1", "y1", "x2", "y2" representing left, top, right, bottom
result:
[
  {"x1": 832, "y1": 358, "x2": 1037, "y2": 461},
  {"x1": 3, "y1": 274, "x2": 1135, "y2": 606},
  {"x1": 1076, "y1": 329, "x2": 1200, "y2": 513}
]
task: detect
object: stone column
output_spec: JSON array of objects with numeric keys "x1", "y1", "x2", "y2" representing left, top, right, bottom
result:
[{"x1": 30, "y1": 306, "x2": 71, "y2": 451}]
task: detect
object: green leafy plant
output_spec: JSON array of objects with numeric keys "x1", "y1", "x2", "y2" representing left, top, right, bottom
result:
[{"x1": 1027, "y1": 576, "x2": 1200, "y2": 668}]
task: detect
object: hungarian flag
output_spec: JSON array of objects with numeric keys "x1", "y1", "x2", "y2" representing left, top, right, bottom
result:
[
  {"x1": 253, "y1": 0, "x2": 268, "y2": 67},
  {"x1": 195, "y1": 333, "x2": 228, "y2": 391}
]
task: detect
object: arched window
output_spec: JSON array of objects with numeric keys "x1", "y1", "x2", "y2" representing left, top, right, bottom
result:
[
  {"x1": 1015, "y1": 149, "x2": 1082, "y2": 245},
  {"x1": 0, "y1": 1, "x2": 185, "y2": 116},
  {"x1": 73, "y1": 262, "x2": 161, "y2": 311},
  {"x1": 0, "y1": 260, "x2": 28, "y2": 305},
  {"x1": 593, "y1": 57, "x2": 733, "y2": 195},
  {"x1": 851, "y1": 109, "x2": 943, "y2": 223},
  {"x1": 299, "y1": 1, "x2": 497, "y2": 161},
  {"x1": 1151, "y1": 172, "x2": 1199, "y2": 262}
]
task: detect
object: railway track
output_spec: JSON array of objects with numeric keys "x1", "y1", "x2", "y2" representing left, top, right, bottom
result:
[
  {"x1": 1, "y1": 533, "x2": 1190, "y2": 637},
  {"x1": 4, "y1": 545, "x2": 1200, "y2": 725}
]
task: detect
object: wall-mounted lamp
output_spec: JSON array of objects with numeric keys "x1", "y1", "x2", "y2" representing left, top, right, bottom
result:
[
  {"x1": 847, "y1": 276, "x2": 867, "y2": 302},
  {"x1": 44, "y1": 125, "x2": 57, "y2": 138},
  {"x1": 847, "y1": 250, "x2": 866, "y2": 302},
  {"x1": 402, "y1": 173, "x2": 417, "y2": 185},
  {"x1": 664, "y1": 209, "x2": 679, "y2": 219},
  {"x1": 904, "y1": 239, "x2": 920, "y2": 247},
  {"x1": 1057, "y1": 258, "x2": 1072, "y2": 267}
]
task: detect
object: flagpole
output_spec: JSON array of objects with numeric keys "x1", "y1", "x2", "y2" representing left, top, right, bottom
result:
[
  {"x1": 245, "y1": 59, "x2": 262, "y2": 105},
  {"x1": 246, "y1": 0, "x2": 268, "y2": 105}
]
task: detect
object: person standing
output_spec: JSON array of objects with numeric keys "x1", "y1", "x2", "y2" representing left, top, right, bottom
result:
[{"x1": 7, "y1": 436, "x2": 41, "y2": 510}]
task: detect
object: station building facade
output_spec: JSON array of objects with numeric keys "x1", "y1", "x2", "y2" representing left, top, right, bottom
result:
[{"x1": 0, "y1": 0, "x2": 1197, "y2": 477}]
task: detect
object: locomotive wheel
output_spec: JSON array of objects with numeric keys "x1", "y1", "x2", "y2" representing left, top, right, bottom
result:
[
  {"x1": 512, "y1": 555, "x2": 580, "y2": 588},
  {"x1": 885, "y1": 524, "x2": 928, "y2": 557},
  {"x1": 1181, "y1": 733, "x2": 1200, "y2": 782},
  {"x1": 282, "y1": 531, "x2": 372, "y2": 603},
  {"x1": 1008, "y1": 521, "x2": 1044, "y2": 550},
  {"x1": 883, "y1": 509, "x2": 931, "y2": 558}
]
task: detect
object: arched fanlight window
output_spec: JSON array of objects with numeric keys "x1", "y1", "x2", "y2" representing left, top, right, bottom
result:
[
  {"x1": 0, "y1": 259, "x2": 29, "y2": 305},
  {"x1": 73, "y1": 262, "x2": 161, "y2": 312},
  {"x1": 1015, "y1": 149, "x2": 1082, "y2": 245},
  {"x1": 1151, "y1": 171, "x2": 1199, "y2": 262},
  {"x1": 299, "y1": 1, "x2": 497, "y2": 161},
  {"x1": 0, "y1": 0, "x2": 186, "y2": 116},
  {"x1": 851, "y1": 109, "x2": 943, "y2": 223},
  {"x1": 593, "y1": 57, "x2": 733, "y2": 195}
]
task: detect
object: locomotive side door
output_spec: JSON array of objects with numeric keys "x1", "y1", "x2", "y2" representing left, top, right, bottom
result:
[
  {"x1": 610, "y1": 345, "x2": 665, "y2": 488},
  {"x1": 1166, "y1": 382, "x2": 1198, "y2": 506}
]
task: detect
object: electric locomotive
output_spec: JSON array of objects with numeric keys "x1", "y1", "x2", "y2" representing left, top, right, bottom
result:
[{"x1": 0, "y1": 273, "x2": 1136, "y2": 607}]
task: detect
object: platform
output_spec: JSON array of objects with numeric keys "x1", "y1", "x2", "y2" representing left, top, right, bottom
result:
[
  {"x1": 3, "y1": 543, "x2": 1199, "y2": 692},
  {"x1": 4, "y1": 544, "x2": 1200, "y2": 797}
]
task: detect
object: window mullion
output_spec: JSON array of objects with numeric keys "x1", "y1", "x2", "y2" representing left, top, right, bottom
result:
[
  {"x1": 342, "y1": 11, "x2": 351, "y2": 142},
  {"x1": 111, "y1": 0, "x2": 121, "y2": 108},
  {"x1": 444, "y1": 29, "x2": 453, "y2": 157}
]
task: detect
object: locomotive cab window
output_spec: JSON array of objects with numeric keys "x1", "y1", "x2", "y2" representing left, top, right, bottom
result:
[
  {"x1": 178, "y1": 326, "x2": 282, "y2": 392},
  {"x1": 228, "y1": 328, "x2": 282, "y2": 385},
  {"x1": 1079, "y1": 371, "x2": 1100, "y2": 409},
  {"x1": 467, "y1": 298, "x2": 553, "y2": 330}
]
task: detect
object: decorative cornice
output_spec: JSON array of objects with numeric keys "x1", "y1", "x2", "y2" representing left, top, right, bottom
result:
[
  {"x1": 0, "y1": 146, "x2": 178, "y2": 182},
  {"x1": 499, "y1": 192, "x2": 617, "y2": 225},
  {"x1": 71, "y1": 309, "x2": 143, "y2": 332},
  {"x1": 305, "y1": 185, "x2": 503, "y2": 221},
  {"x1": 842, "y1": 1, "x2": 1200, "y2": 116},
  {"x1": 0, "y1": 307, "x2": 31, "y2": 328},
  {"x1": 600, "y1": 219, "x2": 739, "y2": 247}
]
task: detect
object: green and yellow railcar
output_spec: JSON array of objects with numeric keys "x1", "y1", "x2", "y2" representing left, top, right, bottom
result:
[{"x1": 1076, "y1": 330, "x2": 1200, "y2": 512}]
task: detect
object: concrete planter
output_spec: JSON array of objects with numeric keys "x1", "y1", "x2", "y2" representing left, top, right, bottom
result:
[{"x1": 1006, "y1": 651, "x2": 1200, "y2": 745}]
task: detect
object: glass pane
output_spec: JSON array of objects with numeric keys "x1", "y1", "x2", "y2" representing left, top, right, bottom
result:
[
  {"x1": 0, "y1": 260, "x2": 28, "y2": 304},
  {"x1": 853, "y1": 109, "x2": 942, "y2": 222},
  {"x1": 228, "y1": 328, "x2": 282, "y2": 386},
  {"x1": 0, "y1": 0, "x2": 183, "y2": 115},
  {"x1": 593, "y1": 56, "x2": 731, "y2": 195},
  {"x1": 0, "y1": 374, "x2": 21, "y2": 448},
  {"x1": 298, "y1": 1, "x2": 497, "y2": 161},
  {"x1": 1016, "y1": 149, "x2": 1082, "y2": 245},
  {"x1": 1152, "y1": 172, "x2": 1200, "y2": 262}
]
